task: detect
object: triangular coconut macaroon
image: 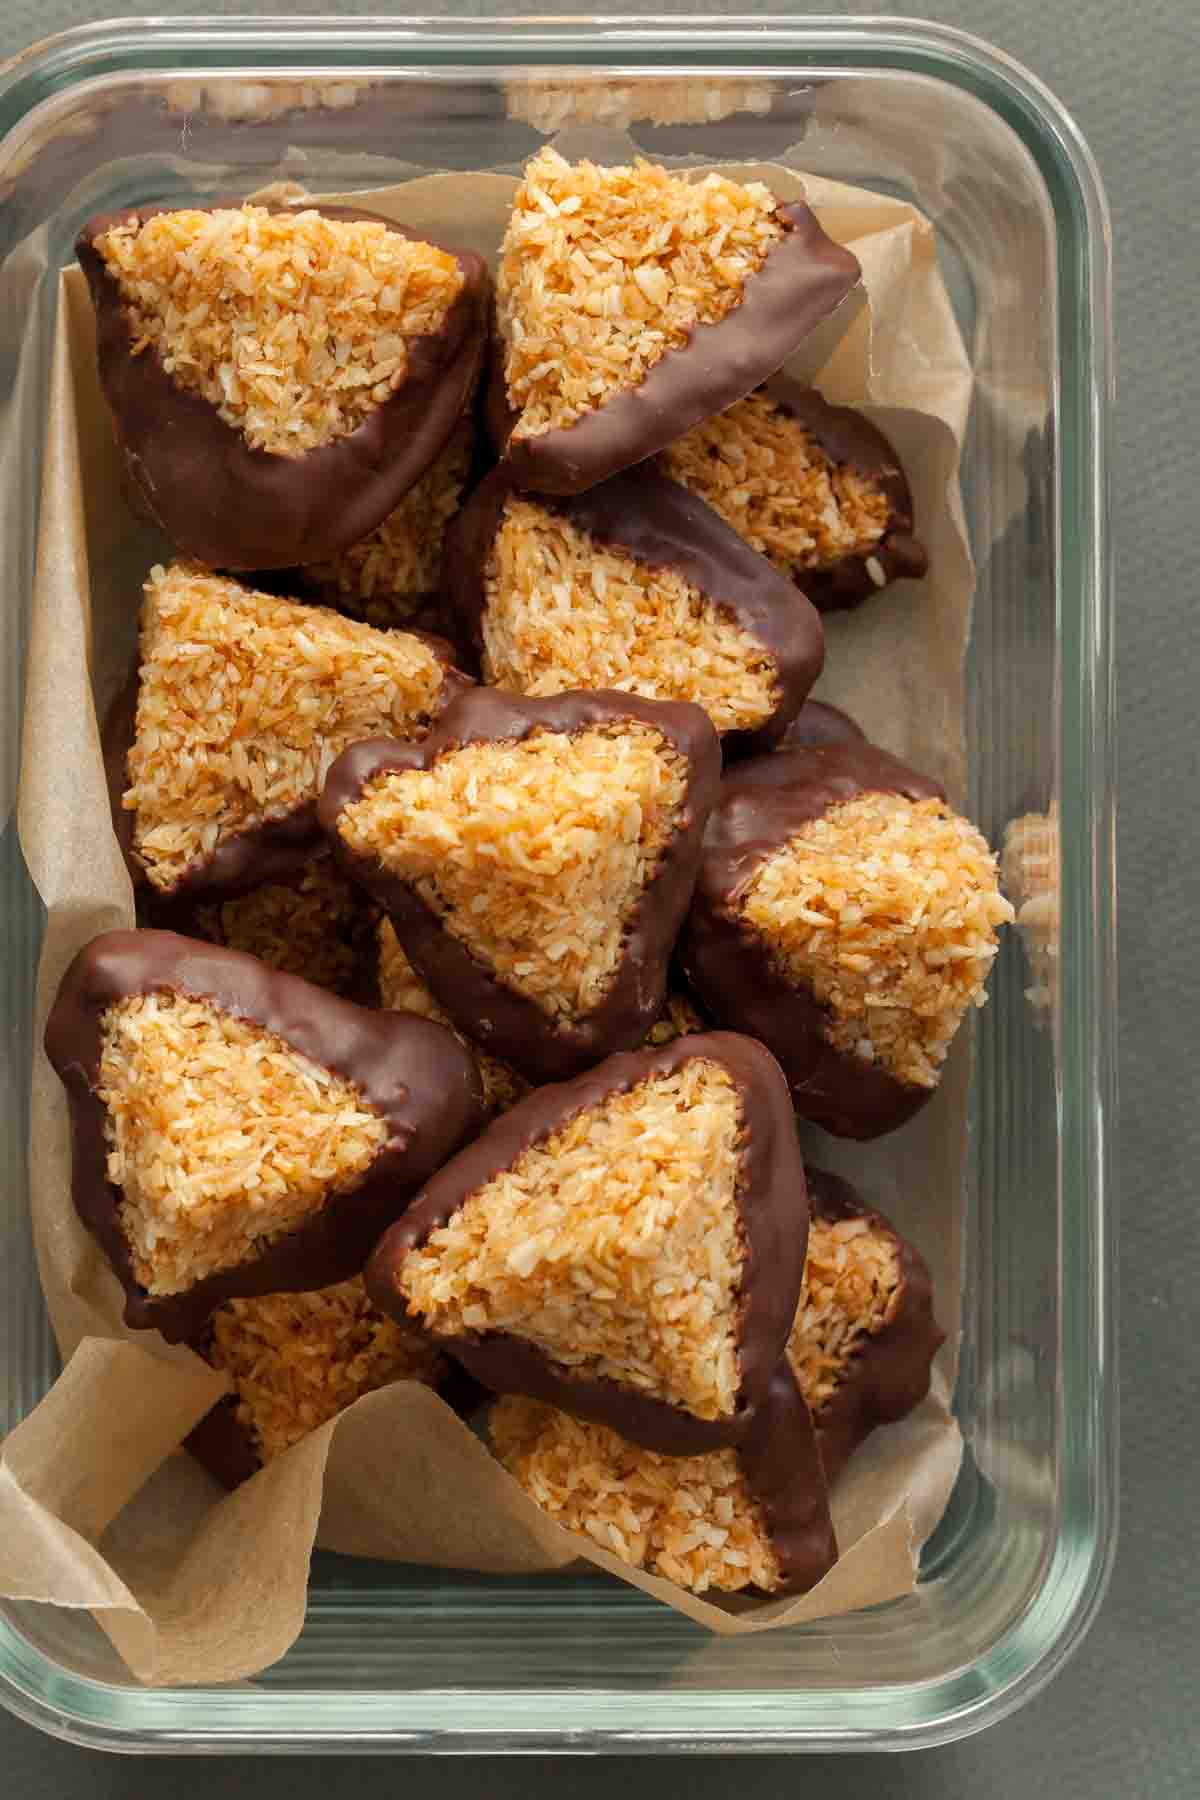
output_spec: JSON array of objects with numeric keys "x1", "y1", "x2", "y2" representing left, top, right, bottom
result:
[
  {"x1": 445, "y1": 465, "x2": 823, "y2": 755},
  {"x1": 660, "y1": 381, "x2": 928, "y2": 613},
  {"x1": 289, "y1": 416, "x2": 475, "y2": 632},
  {"x1": 120, "y1": 561, "x2": 470, "y2": 905},
  {"x1": 321, "y1": 688, "x2": 721, "y2": 1082},
  {"x1": 77, "y1": 200, "x2": 487, "y2": 568},
  {"x1": 491, "y1": 1363, "x2": 837, "y2": 1599},
  {"x1": 44, "y1": 930, "x2": 486, "y2": 1343},
  {"x1": 489, "y1": 149, "x2": 860, "y2": 494},
  {"x1": 681, "y1": 737, "x2": 1014, "y2": 1138},
  {"x1": 366, "y1": 1032, "x2": 808, "y2": 1454},
  {"x1": 788, "y1": 1168, "x2": 944, "y2": 1483}
]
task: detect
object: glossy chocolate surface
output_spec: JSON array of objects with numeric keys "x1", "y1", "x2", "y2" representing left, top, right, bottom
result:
[
  {"x1": 737, "y1": 1359, "x2": 838, "y2": 1596},
  {"x1": 680, "y1": 739, "x2": 946, "y2": 1139},
  {"x1": 77, "y1": 202, "x2": 489, "y2": 570},
  {"x1": 490, "y1": 201, "x2": 860, "y2": 495},
  {"x1": 805, "y1": 1167, "x2": 944, "y2": 1482},
  {"x1": 367, "y1": 1031, "x2": 809, "y2": 1456},
  {"x1": 320, "y1": 687, "x2": 722, "y2": 1084},
  {"x1": 443, "y1": 463, "x2": 824, "y2": 757},
  {"x1": 44, "y1": 929, "x2": 486, "y2": 1343}
]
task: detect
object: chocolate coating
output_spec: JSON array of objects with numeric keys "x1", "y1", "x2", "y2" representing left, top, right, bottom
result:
[
  {"x1": 44, "y1": 929, "x2": 487, "y2": 1343},
  {"x1": 737, "y1": 1359, "x2": 838, "y2": 1597},
  {"x1": 680, "y1": 740, "x2": 946, "y2": 1139},
  {"x1": 444, "y1": 464, "x2": 824, "y2": 757},
  {"x1": 760, "y1": 379, "x2": 928, "y2": 613},
  {"x1": 104, "y1": 600, "x2": 471, "y2": 907},
  {"x1": 804, "y1": 1168, "x2": 944, "y2": 1483},
  {"x1": 367, "y1": 1031, "x2": 809, "y2": 1456},
  {"x1": 77, "y1": 202, "x2": 489, "y2": 570},
  {"x1": 490, "y1": 201, "x2": 861, "y2": 495},
  {"x1": 320, "y1": 687, "x2": 722, "y2": 1084},
  {"x1": 774, "y1": 698, "x2": 866, "y2": 753}
]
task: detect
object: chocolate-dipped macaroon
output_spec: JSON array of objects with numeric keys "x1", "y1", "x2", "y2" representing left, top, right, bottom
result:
[
  {"x1": 491, "y1": 1361, "x2": 837, "y2": 1599},
  {"x1": 681, "y1": 739, "x2": 1013, "y2": 1138},
  {"x1": 182, "y1": 855, "x2": 381, "y2": 1004},
  {"x1": 662, "y1": 382, "x2": 928, "y2": 612},
  {"x1": 44, "y1": 930, "x2": 486, "y2": 1343},
  {"x1": 490, "y1": 149, "x2": 860, "y2": 495},
  {"x1": 367, "y1": 1031, "x2": 809, "y2": 1456},
  {"x1": 119, "y1": 562, "x2": 469, "y2": 908},
  {"x1": 789, "y1": 1168, "x2": 943, "y2": 1482},
  {"x1": 320, "y1": 688, "x2": 721, "y2": 1084},
  {"x1": 444, "y1": 464, "x2": 824, "y2": 756},
  {"x1": 78, "y1": 200, "x2": 488, "y2": 569}
]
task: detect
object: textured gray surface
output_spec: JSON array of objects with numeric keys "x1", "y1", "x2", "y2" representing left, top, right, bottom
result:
[{"x1": 1, "y1": 1, "x2": 1194, "y2": 1793}]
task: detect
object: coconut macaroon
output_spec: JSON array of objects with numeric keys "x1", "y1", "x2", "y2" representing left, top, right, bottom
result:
[
  {"x1": 321, "y1": 689, "x2": 721, "y2": 1083},
  {"x1": 123, "y1": 562, "x2": 467, "y2": 905},
  {"x1": 187, "y1": 855, "x2": 379, "y2": 1001},
  {"x1": 789, "y1": 1168, "x2": 943, "y2": 1482},
  {"x1": 491, "y1": 1362, "x2": 837, "y2": 1600},
  {"x1": 491, "y1": 149, "x2": 860, "y2": 494},
  {"x1": 1002, "y1": 805, "x2": 1059, "y2": 1022},
  {"x1": 377, "y1": 918, "x2": 528, "y2": 1116},
  {"x1": 77, "y1": 201, "x2": 488, "y2": 568},
  {"x1": 503, "y1": 76, "x2": 773, "y2": 135},
  {"x1": 445, "y1": 466, "x2": 823, "y2": 756},
  {"x1": 661, "y1": 383, "x2": 928, "y2": 612},
  {"x1": 682, "y1": 739, "x2": 1014, "y2": 1138},
  {"x1": 367, "y1": 1033, "x2": 808, "y2": 1455},
  {"x1": 189, "y1": 1275, "x2": 450, "y2": 1485},
  {"x1": 44, "y1": 930, "x2": 486, "y2": 1341},
  {"x1": 291, "y1": 417, "x2": 474, "y2": 630}
]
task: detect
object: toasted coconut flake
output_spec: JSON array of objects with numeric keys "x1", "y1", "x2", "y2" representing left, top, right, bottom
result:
[
  {"x1": 98, "y1": 992, "x2": 386, "y2": 1295},
  {"x1": 498, "y1": 149, "x2": 784, "y2": 439},
  {"x1": 504, "y1": 77, "x2": 772, "y2": 134},
  {"x1": 339, "y1": 724, "x2": 687, "y2": 1022},
  {"x1": 399, "y1": 1058, "x2": 746, "y2": 1419},
  {"x1": 126, "y1": 562, "x2": 450, "y2": 894},
  {"x1": 482, "y1": 498, "x2": 779, "y2": 735},
  {"x1": 96, "y1": 204, "x2": 464, "y2": 455},
  {"x1": 788, "y1": 1216, "x2": 902, "y2": 1412},
  {"x1": 740, "y1": 793, "x2": 1014, "y2": 1087},
  {"x1": 663, "y1": 391, "x2": 890, "y2": 574},
  {"x1": 492, "y1": 1396, "x2": 781, "y2": 1594},
  {"x1": 377, "y1": 918, "x2": 527, "y2": 1113},
  {"x1": 193, "y1": 857, "x2": 378, "y2": 998},
  {"x1": 207, "y1": 1274, "x2": 445, "y2": 1464},
  {"x1": 299, "y1": 421, "x2": 473, "y2": 626}
]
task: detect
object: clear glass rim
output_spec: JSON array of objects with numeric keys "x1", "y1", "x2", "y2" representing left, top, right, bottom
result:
[{"x1": 0, "y1": 13, "x2": 1116, "y2": 1755}]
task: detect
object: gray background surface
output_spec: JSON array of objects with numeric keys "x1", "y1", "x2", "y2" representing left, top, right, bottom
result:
[{"x1": 2, "y1": 1, "x2": 1194, "y2": 1793}]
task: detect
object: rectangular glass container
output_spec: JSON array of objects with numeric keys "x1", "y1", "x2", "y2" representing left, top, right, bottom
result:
[{"x1": 0, "y1": 16, "x2": 1115, "y2": 1753}]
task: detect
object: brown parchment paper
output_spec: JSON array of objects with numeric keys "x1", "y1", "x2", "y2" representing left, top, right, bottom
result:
[{"x1": 5, "y1": 165, "x2": 975, "y2": 1681}]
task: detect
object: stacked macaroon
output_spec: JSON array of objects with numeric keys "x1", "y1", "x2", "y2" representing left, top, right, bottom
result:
[{"x1": 48, "y1": 152, "x2": 1010, "y2": 1602}]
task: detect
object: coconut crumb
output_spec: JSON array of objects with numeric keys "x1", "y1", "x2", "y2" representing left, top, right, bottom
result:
[
  {"x1": 1002, "y1": 807, "x2": 1059, "y2": 1020},
  {"x1": 126, "y1": 562, "x2": 450, "y2": 895},
  {"x1": 662, "y1": 391, "x2": 891, "y2": 575},
  {"x1": 740, "y1": 793, "x2": 1015, "y2": 1088},
  {"x1": 338, "y1": 723, "x2": 687, "y2": 1023},
  {"x1": 788, "y1": 1215, "x2": 903, "y2": 1414},
  {"x1": 492, "y1": 1396, "x2": 781, "y2": 1593},
  {"x1": 498, "y1": 149, "x2": 785, "y2": 439},
  {"x1": 206, "y1": 1274, "x2": 445, "y2": 1464},
  {"x1": 482, "y1": 498, "x2": 779, "y2": 736},
  {"x1": 644, "y1": 990, "x2": 707, "y2": 1047},
  {"x1": 192, "y1": 857, "x2": 377, "y2": 999},
  {"x1": 298, "y1": 420, "x2": 473, "y2": 626},
  {"x1": 400, "y1": 1058, "x2": 746, "y2": 1419},
  {"x1": 163, "y1": 79, "x2": 374, "y2": 125},
  {"x1": 95, "y1": 204, "x2": 464, "y2": 456},
  {"x1": 376, "y1": 918, "x2": 528, "y2": 1114},
  {"x1": 504, "y1": 76, "x2": 772, "y2": 134},
  {"x1": 98, "y1": 992, "x2": 386, "y2": 1296}
]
